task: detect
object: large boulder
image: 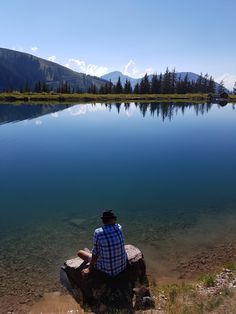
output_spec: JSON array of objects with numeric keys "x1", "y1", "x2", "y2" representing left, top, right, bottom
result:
[{"x1": 60, "y1": 244, "x2": 154, "y2": 312}]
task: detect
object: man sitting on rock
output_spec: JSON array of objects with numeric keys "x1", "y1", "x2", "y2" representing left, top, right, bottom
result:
[{"x1": 78, "y1": 210, "x2": 127, "y2": 277}]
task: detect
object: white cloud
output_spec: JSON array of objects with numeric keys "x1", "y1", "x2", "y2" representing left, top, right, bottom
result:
[
  {"x1": 145, "y1": 67, "x2": 154, "y2": 75},
  {"x1": 51, "y1": 112, "x2": 59, "y2": 118},
  {"x1": 35, "y1": 120, "x2": 42, "y2": 125},
  {"x1": 12, "y1": 46, "x2": 25, "y2": 52},
  {"x1": 31, "y1": 46, "x2": 38, "y2": 52},
  {"x1": 215, "y1": 73, "x2": 236, "y2": 90},
  {"x1": 124, "y1": 60, "x2": 139, "y2": 77},
  {"x1": 68, "y1": 104, "x2": 106, "y2": 116},
  {"x1": 65, "y1": 58, "x2": 108, "y2": 77},
  {"x1": 124, "y1": 59, "x2": 153, "y2": 78},
  {"x1": 48, "y1": 56, "x2": 56, "y2": 62}
]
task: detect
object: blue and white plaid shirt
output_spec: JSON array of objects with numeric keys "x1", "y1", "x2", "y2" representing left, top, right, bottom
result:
[{"x1": 91, "y1": 223, "x2": 127, "y2": 276}]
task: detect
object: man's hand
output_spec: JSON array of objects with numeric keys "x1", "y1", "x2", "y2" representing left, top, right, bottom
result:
[{"x1": 81, "y1": 267, "x2": 90, "y2": 278}]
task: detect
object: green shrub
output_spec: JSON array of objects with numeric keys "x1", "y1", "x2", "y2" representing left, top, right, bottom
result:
[{"x1": 199, "y1": 274, "x2": 215, "y2": 288}]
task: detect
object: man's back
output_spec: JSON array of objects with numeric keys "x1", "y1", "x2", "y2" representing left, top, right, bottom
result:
[{"x1": 92, "y1": 223, "x2": 127, "y2": 276}]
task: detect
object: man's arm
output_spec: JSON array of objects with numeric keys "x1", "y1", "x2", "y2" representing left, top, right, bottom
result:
[
  {"x1": 88, "y1": 254, "x2": 98, "y2": 271},
  {"x1": 82, "y1": 253, "x2": 98, "y2": 276},
  {"x1": 82, "y1": 231, "x2": 99, "y2": 276}
]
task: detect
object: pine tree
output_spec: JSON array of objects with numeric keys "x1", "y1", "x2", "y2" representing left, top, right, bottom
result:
[
  {"x1": 114, "y1": 77, "x2": 123, "y2": 93},
  {"x1": 59, "y1": 81, "x2": 71, "y2": 93},
  {"x1": 104, "y1": 83, "x2": 111, "y2": 94},
  {"x1": 24, "y1": 81, "x2": 30, "y2": 92},
  {"x1": 42, "y1": 81, "x2": 48, "y2": 92},
  {"x1": 195, "y1": 73, "x2": 204, "y2": 93},
  {"x1": 133, "y1": 83, "x2": 140, "y2": 94},
  {"x1": 170, "y1": 69, "x2": 176, "y2": 93},
  {"x1": 202, "y1": 73, "x2": 209, "y2": 93},
  {"x1": 108, "y1": 80, "x2": 113, "y2": 94},
  {"x1": 102, "y1": 80, "x2": 113, "y2": 94},
  {"x1": 151, "y1": 74, "x2": 161, "y2": 94},
  {"x1": 91, "y1": 84, "x2": 97, "y2": 94},
  {"x1": 175, "y1": 77, "x2": 182, "y2": 94},
  {"x1": 102, "y1": 83, "x2": 108, "y2": 94},
  {"x1": 139, "y1": 74, "x2": 150, "y2": 94},
  {"x1": 207, "y1": 76, "x2": 216, "y2": 93},
  {"x1": 183, "y1": 74, "x2": 189, "y2": 93},
  {"x1": 104, "y1": 83, "x2": 113, "y2": 94},
  {"x1": 99, "y1": 85, "x2": 105, "y2": 94},
  {"x1": 159, "y1": 73, "x2": 163, "y2": 93},
  {"x1": 162, "y1": 68, "x2": 172, "y2": 94},
  {"x1": 218, "y1": 80, "x2": 225, "y2": 94},
  {"x1": 176, "y1": 74, "x2": 189, "y2": 94},
  {"x1": 34, "y1": 80, "x2": 42, "y2": 92},
  {"x1": 233, "y1": 82, "x2": 236, "y2": 95},
  {"x1": 124, "y1": 79, "x2": 132, "y2": 93}
]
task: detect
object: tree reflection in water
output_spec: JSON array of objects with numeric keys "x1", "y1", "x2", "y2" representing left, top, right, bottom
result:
[{"x1": 0, "y1": 102, "x2": 234, "y2": 125}]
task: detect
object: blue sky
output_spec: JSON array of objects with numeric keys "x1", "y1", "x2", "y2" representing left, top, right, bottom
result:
[{"x1": 0, "y1": 0, "x2": 236, "y2": 88}]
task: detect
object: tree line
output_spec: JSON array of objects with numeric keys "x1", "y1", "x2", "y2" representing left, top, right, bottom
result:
[
  {"x1": 96, "y1": 69, "x2": 225, "y2": 94},
  {"x1": 1, "y1": 68, "x2": 235, "y2": 94},
  {"x1": 90, "y1": 69, "x2": 232, "y2": 95}
]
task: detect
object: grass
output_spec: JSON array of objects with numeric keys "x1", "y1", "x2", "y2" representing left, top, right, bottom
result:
[
  {"x1": 150, "y1": 283, "x2": 236, "y2": 314},
  {"x1": 0, "y1": 92, "x2": 236, "y2": 104},
  {"x1": 199, "y1": 274, "x2": 215, "y2": 288},
  {"x1": 149, "y1": 268, "x2": 236, "y2": 314},
  {"x1": 224, "y1": 261, "x2": 236, "y2": 271},
  {"x1": 28, "y1": 267, "x2": 236, "y2": 313}
]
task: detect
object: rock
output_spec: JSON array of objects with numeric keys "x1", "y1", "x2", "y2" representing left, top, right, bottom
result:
[
  {"x1": 133, "y1": 286, "x2": 155, "y2": 310},
  {"x1": 68, "y1": 218, "x2": 86, "y2": 228},
  {"x1": 61, "y1": 244, "x2": 153, "y2": 312}
]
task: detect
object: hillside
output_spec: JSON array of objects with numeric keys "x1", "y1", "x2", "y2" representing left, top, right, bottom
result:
[{"x1": 0, "y1": 48, "x2": 107, "y2": 92}]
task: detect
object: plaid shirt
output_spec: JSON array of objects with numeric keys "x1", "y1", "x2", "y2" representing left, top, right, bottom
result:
[{"x1": 91, "y1": 223, "x2": 127, "y2": 276}]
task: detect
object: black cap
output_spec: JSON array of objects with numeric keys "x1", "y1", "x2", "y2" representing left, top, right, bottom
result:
[{"x1": 101, "y1": 210, "x2": 117, "y2": 220}]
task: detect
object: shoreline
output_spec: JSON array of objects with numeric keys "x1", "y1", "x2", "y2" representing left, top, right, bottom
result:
[
  {"x1": 0, "y1": 92, "x2": 235, "y2": 104},
  {"x1": 1, "y1": 241, "x2": 235, "y2": 314},
  {"x1": 1, "y1": 211, "x2": 236, "y2": 313}
]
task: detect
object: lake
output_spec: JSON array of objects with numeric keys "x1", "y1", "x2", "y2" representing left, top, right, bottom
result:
[{"x1": 0, "y1": 102, "x2": 236, "y2": 309}]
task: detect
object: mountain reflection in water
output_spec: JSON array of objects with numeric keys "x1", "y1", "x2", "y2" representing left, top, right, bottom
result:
[{"x1": 0, "y1": 102, "x2": 234, "y2": 125}]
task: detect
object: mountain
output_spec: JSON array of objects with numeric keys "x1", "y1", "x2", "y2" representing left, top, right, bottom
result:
[
  {"x1": 101, "y1": 71, "x2": 138, "y2": 87},
  {"x1": 101, "y1": 71, "x2": 225, "y2": 92},
  {"x1": 102, "y1": 71, "x2": 199, "y2": 87},
  {"x1": 0, "y1": 103, "x2": 74, "y2": 125},
  {"x1": 0, "y1": 48, "x2": 107, "y2": 92}
]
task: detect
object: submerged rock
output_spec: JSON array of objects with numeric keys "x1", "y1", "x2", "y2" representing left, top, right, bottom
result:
[
  {"x1": 61, "y1": 244, "x2": 154, "y2": 312},
  {"x1": 67, "y1": 218, "x2": 86, "y2": 228}
]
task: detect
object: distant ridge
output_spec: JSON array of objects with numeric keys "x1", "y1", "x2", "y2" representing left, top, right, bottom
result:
[
  {"x1": 101, "y1": 71, "x2": 225, "y2": 92},
  {"x1": 101, "y1": 71, "x2": 139, "y2": 87},
  {"x1": 0, "y1": 48, "x2": 107, "y2": 92}
]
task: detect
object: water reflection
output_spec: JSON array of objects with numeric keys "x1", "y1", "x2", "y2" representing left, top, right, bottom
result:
[
  {"x1": 0, "y1": 102, "x2": 235, "y2": 125},
  {"x1": 0, "y1": 100, "x2": 236, "y2": 310},
  {"x1": 104, "y1": 102, "x2": 218, "y2": 119},
  {"x1": 0, "y1": 103, "x2": 73, "y2": 125}
]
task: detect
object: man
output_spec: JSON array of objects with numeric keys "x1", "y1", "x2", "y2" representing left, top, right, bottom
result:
[{"x1": 78, "y1": 210, "x2": 127, "y2": 277}]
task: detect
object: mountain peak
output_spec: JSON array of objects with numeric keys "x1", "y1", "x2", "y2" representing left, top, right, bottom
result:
[{"x1": 101, "y1": 71, "x2": 138, "y2": 87}]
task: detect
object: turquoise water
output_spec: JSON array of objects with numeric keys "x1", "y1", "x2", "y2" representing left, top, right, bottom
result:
[{"x1": 0, "y1": 102, "x2": 236, "y2": 303}]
